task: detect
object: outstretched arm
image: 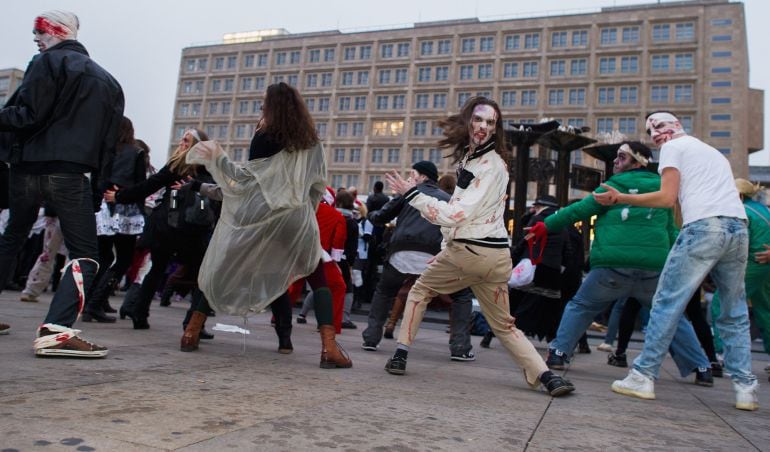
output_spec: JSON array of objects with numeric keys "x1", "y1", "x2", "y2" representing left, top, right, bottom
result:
[{"x1": 594, "y1": 167, "x2": 680, "y2": 208}]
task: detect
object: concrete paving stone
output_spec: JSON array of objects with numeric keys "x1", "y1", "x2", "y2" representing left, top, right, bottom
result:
[{"x1": 1, "y1": 291, "x2": 769, "y2": 451}]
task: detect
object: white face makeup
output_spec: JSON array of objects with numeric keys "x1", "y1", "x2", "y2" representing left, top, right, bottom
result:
[
  {"x1": 33, "y1": 30, "x2": 62, "y2": 53},
  {"x1": 469, "y1": 104, "x2": 497, "y2": 147},
  {"x1": 645, "y1": 113, "x2": 684, "y2": 147},
  {"x1": 613, "y1": 151, "x2": 637, "y2": 174}
]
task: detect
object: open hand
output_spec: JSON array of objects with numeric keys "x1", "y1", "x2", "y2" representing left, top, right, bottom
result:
[
  {"x1": 593, "y1": 183, "x2": 619, "y2": 206},
  {"x1": 171, "y1": 176, "x2": 193, "y2": 190},
  {"x1": 385, "y1": 170, "x2": 416, "y2": 196},
  {"x1": 755, "y1": 244, "x2": 770, "y2": 264}
]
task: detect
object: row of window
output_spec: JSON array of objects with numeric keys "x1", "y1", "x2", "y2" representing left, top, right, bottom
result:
[
  {"x1": 182, "y1": 52, "x2": 697, "y2": 96},
  {"x1": 185, "y1": 21, "x2": 702, "y2": 73},
  {"x1": 332, "y1": 147, "x2": 444, "y2": 165},
  {"x1": 179, "y1": 81, "x2": 701, "y2": 118}
]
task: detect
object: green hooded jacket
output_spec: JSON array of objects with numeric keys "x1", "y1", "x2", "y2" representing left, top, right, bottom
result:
[{"x1": 544, "y1": 168, "x2": 677, "y2": 271}]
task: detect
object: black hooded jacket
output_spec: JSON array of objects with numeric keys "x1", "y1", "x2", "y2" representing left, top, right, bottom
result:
[{"x1": 0, "y1": 40, "x2": 124, "y2": 175}]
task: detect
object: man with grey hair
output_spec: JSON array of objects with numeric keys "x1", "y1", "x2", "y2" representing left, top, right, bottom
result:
[
  {"x1": 0, "y1": 10, "x2": 124, "y2": 357},
  {"x1": 595, "y1": 111, "x2": 759, "y2": 411}
]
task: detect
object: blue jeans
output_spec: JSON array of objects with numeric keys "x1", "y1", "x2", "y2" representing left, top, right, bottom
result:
[
  {"x1": 550, "y1": 267, "x2": 710, "y2": 377},
  {"x1": 634, "y1": 216, "x2": 756, "y2": 385},
  {"x1": 603, "y1": 298, "x2": 626, "y2": 345},
  {"x1": 0, "y1": 170, "x2": 98, "y2": 327}
]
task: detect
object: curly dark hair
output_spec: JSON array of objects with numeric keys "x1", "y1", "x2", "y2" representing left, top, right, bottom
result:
[
  {"x1": 438, "y1": 96, "x2": 508, "y2": 164},
  {"x1": 261, "y1": 82, "x2": 319, "y2": 151}
]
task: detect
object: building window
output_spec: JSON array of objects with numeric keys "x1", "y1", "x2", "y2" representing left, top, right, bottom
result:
[
  {"x1": 414, "y1": 120, "x2": 427, "y2": 136},
  {"x1": 712, "y1": 18, "x2": 733, "y2": 26},
  {"x1": 318, "y1": 98, "x2": 330, "y2": 112},
  {"x1": 380, "y1": 43, "x2": 394, "y2": 58},
  {"x1": 420, "y1": 41, "x2": 433, "y2": 56},
  {"x1": 503, "y1": 62, "x2": 519, "y2": 78},
  {"x1": 568, "y1": 88, "x2": 585, "y2": 105},
  {"x1": 711, "y1": 97, "x2": 731, "y2": 104},
  {"x1": 359, "y1": 45, "x2": 372, "y2": 60},
  {"x1": 214, "y1": 57, "x2": 225, "y2": 70},
  {"x1": 387, "y1": 148, "x2": 400, "y2": 163},
  {"x1": 418, "y1": 67, "x2": 432, "y2": 82},
  {"x1": 235, "y1": 124, "x2": 247, "y2": 138},
  {"x1": 324, "y1": 48, "x2": 335, "y2": 62},
  {"x1": 344, "y1": 47, "x2": 356, "y2": 61},
  {"x1": 524, "y1": 33, "x2": 539, "y2": 49},
  {"x1": 208, "y1": 102, "x2": 218, "y2": 115},
  {"x1": 244, "y1": 55, "x2": 254, "y2": 67},
  {"x1": 341, "y1": 71, "x2": 354, "y2": 86},
  {"x1": 712, "y1": 35, "x2": 732, "y2": 42},
  {"x1": 224, "y1": 79, "x2": 234, "y2": 92},
  {"x1": 371, "y1": 148, "x2": 384, "y2": 163},
  {"x1": 618, "y1": 117, "x2": 636, "y2": 135},
  {"x1": 622, "y1": 26, "x2": 640, "y2": 43},
  {"x1": 711, "y1": 80, "x2": 732, "y2": 87},
  {"x1": 221, "y1": 101, "x2": 231, "y2": 115},
  {"x1": 429, "y1": 149, "x2": 442, "y2": 164},
  {"x1": 548, "y1": 89, "x2": 565, "y2": 105},
  {"x1": 461, "y1": 38, "x2": 476, "y2": 53},
  {"x1": 457, "y1": 92, "x2": 471, "y2": 108},
  {"x1": 255, "y1": 76, "x2": 265, "y2": 90},
  {"x1": 411, "y1": 148, "x2": 424, "y2": 164},
  {"x1": 336, "y1": 123, "x2": 348, "y2": 137},
  {"x1": 233, "y1": 148, "x2": 243, "y2": 161},
  {"x1": 397, "y1": 42, "x2": 410, "y2": 57},
  {"x1": 241, "y1": 77, "x2": 253, "y2": 91},
  {"x1": 712, "y1": 67, "x2": 732, "y2": 74},
  {"x1": 275, "y1": 52, "x2": 286, "y2": 65},
  {"x1": 333, "y1": 148, "x2": 345, "y2": 163},
  {"x1": 376, "y1": 95, "x2": 389, "y2": 110},
  {"x1": 354, "y1": 69, "x2": 368, "y2": 84},
  {"x1": 252, "y1": 100, "x2": 263, "y2": 113},
  {"x1": 306, "y1": 73, "x2": 318, "y2": 88},
  {"x1": 711, "y1": 114, "x2": 731, "y2": 121},
  {"x1": 435, "y1": 66, "x2": 449, "y2": 81},
  {"x1": 321, "y1": 73, "x2": 333, "y2": 87},
  {"x1": 211, "y1": 79, "x2": 221, "y2": 92},
  {"x1": 501, "y1": 90, "x2": 517, "y2": 107},
  {"x1": 316, "y1": 122, "x2": 327, "y2": 137},
  {"x1": 674, "y1": 53, "x2": 693, "y2": 71},
  {"x1": 597, "y1": 118, "x2": 614, "y2": 134},
  {"x1": 349, "y1": 148, "x2": 361, "y2": 163},
  {"x1": 598, "y1": 87, "x2": 616, "y2": 104},
  {"x1": 437, "y1": 39, "x2": 452, "y2": 54},
  {"x1": 505, "y1": 35, "x2": 520, "y2": 50},
  {"x1": 330, "y1": 175, "x2": 343, "y2": 188},
  {"x1": 478, "y1": 64, "x2": 493, "y2": 79},
  {"x1": 378, "y1": 69, "x2": 391, "y2": 84},
  {"x1": 354, "y1": 96, "x2": 367, "y2": 110},
  {"x1": 395, "y1": 69, "x2": 408, "y2": 84},
  {"x1": 415, "y1": 94, "x2": 429, "y2": 109},
  {"x1": 600, "y1": 28, "x2": 617, "y2": 45},
  {"x1": 480, "y1": 36, "x2": 494, "y2": 52},
  {"x1": 523, "y1": 62, "x2": 538, "y2": 77},
  {"x1": 572, "y1": 30, "x2": 588, "y2": 46},
  {"x1": 676, "y1": 22, "x2": 695, "y2": 41},
  {"x1": 652, "y1": 24, "x2": 670, "y2": 42},
  {"x1": 620, "y1": 56, "x2": 639, "y2": 74},
  {"x1": 238, "y1": 101, "x2": 248, "y2": 115},
  {"x1": 305, "y1": 98, "x2": 315, "y2": 111},
  {"x1": 290, "y1": 51, "x2": 300, "y2": 64},
  {"x1": 710, "y1": 131, "x2": 731, "y2": 138},
  {"x1": 599, "y1": 57, "x2": 616, "y2": 74},
  {"x1": 460, "y1": 65, "x2": 474, "y2": 80},
  {"x1": 392, "y1": 95, "x2": 405, "y2": 109},
  {"x1": 521, "y1": 90, "x2": 537, "y2": 106},
  {"x1": 650, "y1": 85, "x2": 668, "y2": 104},
  {"x1": 308, "y1": 49, "x2": 320, "y2": 63},
  {"x1": 619, "y1": 86, "x2": 638, "y2": 104},
  {"x1": 567, "y1": 118, "x2": 585, "y2": 129},
  {"x1": 651, "y1": 54, "x2": 670, "y2": 72},
  {"x1": 674, "y1": 84, "x2": 693, "y2": 103},
  {"x1": 570, "y1": 59, "x2": 587, "y2": 76},
  {"x1": 712, "y1": 51, "x2": 732, "y2": 58},
  {"x1": 550, "y1": 60, "x2": 566, "y2": 77},
  {"x1": 372, "y1": 121, "x2": 404, "y2": 136},
  {"x1": 352, "y1": 122, "x2": 364, "y2": 136},
  {"x1": 551, "y1": 31, "x2": 568, "y2": 48},
  {"x1": 433, "y1": 93, "x2": 447, "y2": 109}
]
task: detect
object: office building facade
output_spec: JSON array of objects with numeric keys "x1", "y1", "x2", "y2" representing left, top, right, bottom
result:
[{"x1": 171, "y1": 0, "x2": 763, "y2": 192}]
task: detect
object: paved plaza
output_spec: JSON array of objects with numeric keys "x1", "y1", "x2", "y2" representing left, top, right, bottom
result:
[{"x1": 1, "y1": 291, "x2": 769, "y2": 451}]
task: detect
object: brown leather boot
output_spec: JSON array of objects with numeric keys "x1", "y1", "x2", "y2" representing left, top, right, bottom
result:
[
  {"x1": 180, "y1": 311, "x2": 206, "y2": 352},
  {"x1": 319, "y1": 324, "x2": 352, "y2": 369},
  {"x1": 384, "y1": 294, "x2": 406, "y2": 339}
]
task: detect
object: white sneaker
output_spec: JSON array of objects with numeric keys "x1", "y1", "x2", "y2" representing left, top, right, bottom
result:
[
  {"x1": 734, "y1": 381, "x2": 759, "y2": 411},
  {"x1": 597, "y1": 343, "x2": 613, "y2": 352},
  {"x1": 611, "y1": 369, "x2": 655, "y2": 400}
]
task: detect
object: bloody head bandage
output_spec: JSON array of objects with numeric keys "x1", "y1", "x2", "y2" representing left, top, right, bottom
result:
[{"x1": 34, "y1": 10, "x2": 79, "y2": 40}]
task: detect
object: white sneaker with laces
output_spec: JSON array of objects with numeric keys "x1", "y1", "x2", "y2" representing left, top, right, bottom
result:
[
  {"x1": 734, "y1": 381, "x2": 759, "y2": 411},
  {"x1": 597, "y1": 343, "x2": 613, "y2": 352},
  {"x1": 611, "y1": 369, "x2": 655, "y2": 400}
]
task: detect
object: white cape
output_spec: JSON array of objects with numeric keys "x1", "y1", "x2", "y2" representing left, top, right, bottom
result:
[{"x1": 187, "y1": 141, "x2": 325, "y2": 316}]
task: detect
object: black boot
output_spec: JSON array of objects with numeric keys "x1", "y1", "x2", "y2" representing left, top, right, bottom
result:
[
  {"x1": 82, "y1": 307, "x2": 117, "y2": 323},
  {"x1": 159, "y1": 284, "x2": 174, "y2": 307},
  {"x1": 480, "y1": 331, "x2": 494, "y2": 348}
]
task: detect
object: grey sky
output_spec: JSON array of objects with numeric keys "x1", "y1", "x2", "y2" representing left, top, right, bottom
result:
[{"x1": 2, "y1": 0, "x2": 768, "y2": 169}]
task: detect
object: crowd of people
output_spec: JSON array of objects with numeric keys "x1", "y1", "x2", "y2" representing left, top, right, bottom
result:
[{"x1": 0, "y1": 10, "x2": 766, "y2": 412}]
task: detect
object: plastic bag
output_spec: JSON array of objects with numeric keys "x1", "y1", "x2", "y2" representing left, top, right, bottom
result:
[{"x1": 509, "y1": 258, "x2": 535, "y2": 287}]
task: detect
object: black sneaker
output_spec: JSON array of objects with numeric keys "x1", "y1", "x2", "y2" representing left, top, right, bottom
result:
[
  {"x1": 694, "y1": 367, "x2": 714, "y2": 387},
  {"x1": 296, "y1": 315, "x2": 307, "y2": 324},
  {"x1": 385, "y1": 356, "x2": 407, "y2": 375},
  {"x1": 577, "y1": 342, "x2": 591, "y2": 354},
  {"x1": 341, "y1": 320, "x2": 357, "y2": 329},
  {"x1": 450, "y1": 351, "x2": 476, "y2": 362},
  {"x1": 607, "y1": 352, "x2": 628, "y2": 368},
  {"x1": 545, "y1": 348, "x2": 569, "y2": 370},
  {"x1": 540, "y1": 372, "x2": 576, "y2": 397},
  {"x1": 710, "y1": 361, "x2": 723, "y2": 378},
  {"x1": 361, "y1": 342, "x2": 378, "y2": 351},
  {"x1": 383, "y1": 328, "x2": 394, "y2": 339}
]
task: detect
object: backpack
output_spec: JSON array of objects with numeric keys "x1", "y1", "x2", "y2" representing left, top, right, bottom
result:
[{"x1": 167, "y1": 183, "x2": 219, "y2": 231}]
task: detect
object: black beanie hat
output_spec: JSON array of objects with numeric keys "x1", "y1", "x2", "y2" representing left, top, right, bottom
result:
[{"x1": 412, "y1": 160, "x2": 439, "y2": 182}]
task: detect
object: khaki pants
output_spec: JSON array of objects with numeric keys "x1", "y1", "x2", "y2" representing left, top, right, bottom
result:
[{"x1": 397, "y1": 242, "x2": 549, "y2": 386}]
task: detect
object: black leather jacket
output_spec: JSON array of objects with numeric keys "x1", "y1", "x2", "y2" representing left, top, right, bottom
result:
[
  {"x1": 368, "y1": 180, "x2": 449, "y2": 258},
  {"x1": 0, "y1": 40, "x2": 124, "y2": 172}
]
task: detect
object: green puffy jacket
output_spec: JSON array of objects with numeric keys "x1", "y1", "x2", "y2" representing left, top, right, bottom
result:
[
  {"x1": 544, "y1": 168, "x2": 677, "y2": 271},
  {"x1": 743, "y1": 198, "x2": 770, "y2": 256}
]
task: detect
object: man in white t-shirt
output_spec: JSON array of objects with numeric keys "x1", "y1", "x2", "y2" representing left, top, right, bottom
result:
[{"x1": 594, "y1": 111, "x2": 758, "y2": 411}]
